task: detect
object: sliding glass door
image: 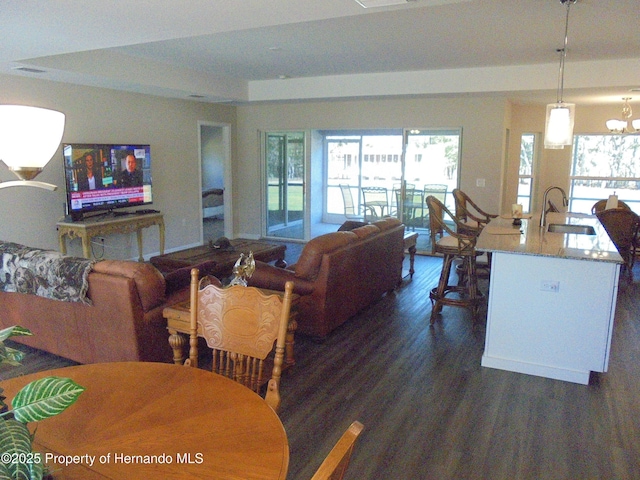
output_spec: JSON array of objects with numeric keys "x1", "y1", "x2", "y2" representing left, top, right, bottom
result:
[
  {"x1": 325, "y1": 129, "x2": 460, "y2": 221},
  {"x1": 263, "y1": 131, "x2": 305, "y2": 240}
]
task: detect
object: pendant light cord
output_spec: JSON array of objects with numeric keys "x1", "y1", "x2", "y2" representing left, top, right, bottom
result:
[{"x1": 556, "y1": 0, "x2": 576, "y2": 104}]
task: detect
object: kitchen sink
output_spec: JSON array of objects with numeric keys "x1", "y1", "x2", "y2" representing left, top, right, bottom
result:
[{"x1": 547, "y1": 223, "x2": 596, "y2": 235}]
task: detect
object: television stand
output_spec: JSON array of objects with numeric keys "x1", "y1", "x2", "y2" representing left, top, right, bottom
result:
[{"x1": 57, "y1": 212, "x2": 164, "y2": 261}]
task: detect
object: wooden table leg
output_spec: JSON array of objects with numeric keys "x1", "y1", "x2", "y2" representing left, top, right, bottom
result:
[
  {"x1": 136, "y1": 229, "x2": 145, "y2": 262},
  {"x1": 158, "y1": 219, "x2": 165, "y2": 255},
  {"x1": 408, "y1": 244, "x2": 416, "y2": 278},
  {"x1": 81, "y1": 235, "x2": 91, "y2": 259},
  {"x1": 285, "y1": 319, "x2": 297, "y2": 367},
  {"x1": 59, "y1": 233, "x2": 67, "y2": 255},
  {"x1": 168, "y1": 329, "x2": 186, "y2": 365}
]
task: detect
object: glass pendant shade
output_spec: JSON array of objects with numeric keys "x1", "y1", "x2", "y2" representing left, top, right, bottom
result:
[
  {"x1": 606, "y1": 118, "x2": 627, "y2": 134},
  {"x1": 0, "y1": 105, "x2": 65, "y2": 181},
  {"x1": 544, "y1": 102, "x2": 575, "y2": 149}
]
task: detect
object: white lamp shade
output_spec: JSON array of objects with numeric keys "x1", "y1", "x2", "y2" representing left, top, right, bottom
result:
[
  {"x1": 544, "y1": 103, "x2": 575, "y2": 149},
  {"x1": 632, "y1": 118, "x2": 640, "y2": 131},
  {"x1": 606, "y1": 118, "x2": 627, "y2": 133},
  {"x1": 0, "y1": 105, "x2": 65, "y2": 170}
]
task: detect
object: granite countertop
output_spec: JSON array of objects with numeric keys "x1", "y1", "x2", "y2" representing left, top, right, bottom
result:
[{"x1": 476, "y1": 212, "x2": 623, "y2": 264}]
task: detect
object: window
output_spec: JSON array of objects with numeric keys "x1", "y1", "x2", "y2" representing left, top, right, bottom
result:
[
  {"x1": 518, "y1": 133, "x2": 536, "y2": 213},
  {"x1": 569, "y1": 135, "x2": 640, "y2": 213}
]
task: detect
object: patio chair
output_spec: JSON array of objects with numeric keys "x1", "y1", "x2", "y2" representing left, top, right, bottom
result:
[
  {"x1": 361, "y1": 186, "x2": 389, "y2": 222},
  {"x1": 339, "y1": 184, "x2": 364, "y2": 221}
]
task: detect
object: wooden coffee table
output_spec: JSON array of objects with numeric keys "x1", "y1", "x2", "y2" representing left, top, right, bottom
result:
[{"x1": 150, "y1": 238, "x2": 287, "y2": 277}]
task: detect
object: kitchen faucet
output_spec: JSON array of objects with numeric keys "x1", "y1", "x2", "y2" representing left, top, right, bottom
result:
[{"x1": 540, "y1": 186, "x2": 568, "y2": 228}]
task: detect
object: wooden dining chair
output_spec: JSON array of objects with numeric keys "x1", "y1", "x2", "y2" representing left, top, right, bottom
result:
[
  {"x1": 186, "y1": 268, "x2": 294, "y2": 413},
  {"x1": 310, "y1": 421, "x2": 364, "y2": 480}
]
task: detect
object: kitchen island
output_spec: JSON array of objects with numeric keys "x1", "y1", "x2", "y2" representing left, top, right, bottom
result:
[{"x1": 477, "y1": 212, "x2": 623, "y2": 384}]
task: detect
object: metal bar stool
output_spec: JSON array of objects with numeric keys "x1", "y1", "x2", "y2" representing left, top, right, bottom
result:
[{"x1": 426, "y1": 195, "x2": 483, "y2": 326}]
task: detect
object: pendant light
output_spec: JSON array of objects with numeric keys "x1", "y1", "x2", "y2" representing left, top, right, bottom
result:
[
  {"x1": 544, "y1": 0, "x2": 577, "y2": 150},
  {"x1": 0, "y1": 105, "x2": 65, "y2": 190}
]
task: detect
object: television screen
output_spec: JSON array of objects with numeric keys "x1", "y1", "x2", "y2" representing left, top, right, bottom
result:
[{"x1": 62, "y1": 143, "x2": 152, "y2": 219}]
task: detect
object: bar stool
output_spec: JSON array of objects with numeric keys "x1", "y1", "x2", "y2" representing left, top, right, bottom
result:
[
  {"x1": 452, "y1": 188, "x2": 496, "y2": 283},
  {"x1": 426, "y1": 195, "x2": 483, "y2": 326}
]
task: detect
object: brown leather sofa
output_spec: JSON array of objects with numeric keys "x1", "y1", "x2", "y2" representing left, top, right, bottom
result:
[
  {"x1": 248, "y1": 217, "x2": 405, "y2": 337},
  {"x1": 0, "y1": 258, "x2": 190, "y2": 364}
]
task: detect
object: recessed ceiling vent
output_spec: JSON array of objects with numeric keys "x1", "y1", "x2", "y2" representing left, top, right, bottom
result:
[
  {"x1": 355, "y1": 0, "x2": 415, "y2": 8},
  {"x1": 12, "y1": 66, "x2": 47, "y2": 74}
]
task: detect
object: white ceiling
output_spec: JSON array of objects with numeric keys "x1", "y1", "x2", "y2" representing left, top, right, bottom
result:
[{"x1": 2, "y1": 0, "x2": 639, "y2": 105}]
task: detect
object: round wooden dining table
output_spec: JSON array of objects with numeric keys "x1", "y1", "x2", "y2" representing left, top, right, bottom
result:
[{"x1": 0, "y1": 362, "x2": 289, "y2": 479}]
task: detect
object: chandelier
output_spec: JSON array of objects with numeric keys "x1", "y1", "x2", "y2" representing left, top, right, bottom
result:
[
  {"x1": 544, "y1": 0, "x2": 577, "y2": 150},
  {"x1": 606, "y1": 98, "x2": 640, "y2": 134}
]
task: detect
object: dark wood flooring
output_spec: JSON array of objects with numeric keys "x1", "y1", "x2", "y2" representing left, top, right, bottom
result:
[{"x1": 3, "y1": 255, "x2": 640, "y2": 479}]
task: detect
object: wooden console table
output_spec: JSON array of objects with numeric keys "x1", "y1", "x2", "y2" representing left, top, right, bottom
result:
[
  {"x1": 164, "y1": 289, "x2": 299, "y2": 368},
  {"x1": 57, "y1": 212, "x2": 165, "y2": 261}
]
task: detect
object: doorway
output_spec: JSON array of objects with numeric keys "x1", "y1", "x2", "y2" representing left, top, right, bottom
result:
[
  {"x1": 263, "y1": 131, "x2": 306, "y2": 240},
  {"x1": 199, "y1": 122, "x2": 232, "y2": 244}
]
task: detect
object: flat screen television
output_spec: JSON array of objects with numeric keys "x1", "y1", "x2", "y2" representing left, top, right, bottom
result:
[{"x1": 62, "y1": 143, "x2": 153, "y2": 220}]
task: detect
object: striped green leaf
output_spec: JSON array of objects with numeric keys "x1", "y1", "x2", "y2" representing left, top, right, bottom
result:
[
  {"x1": 12, "y1": 377, "x2": 85, "y2": 423},
  {"x1": 0, "y1": 461, "x2": 13, "y2": 480},
  {"x1": 0, "y1": 344, "x2": 26, "y2": 366},
  {"x1": 0, "y1": 417, "x2": 32, "y2": 480},
  {"x1": 0, "y1": 326, "x2": 33, "y2": 343}
]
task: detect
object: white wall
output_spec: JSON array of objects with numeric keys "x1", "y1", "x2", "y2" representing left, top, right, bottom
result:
[
  {"x1": 0, "y1": 74, "x2": 235, "y2": 259},
  {"x1": 236, "y1": 96, "x2": 508, "y2": 238}
]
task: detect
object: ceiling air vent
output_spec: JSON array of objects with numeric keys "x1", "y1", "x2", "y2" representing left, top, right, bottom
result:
[
  {"x1": 355, "y1": 0, "x2": 415, "y2": 8},
  {"x1": 12, "y1": 67, "x2": 47, "y2": 74}
]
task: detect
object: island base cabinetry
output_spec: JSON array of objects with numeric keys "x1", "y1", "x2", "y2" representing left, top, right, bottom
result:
[{"x1": 482, "y1": 252, "x2": 620, "y2": 385}]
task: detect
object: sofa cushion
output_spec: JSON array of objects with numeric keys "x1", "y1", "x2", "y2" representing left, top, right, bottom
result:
[
  {"x1": 351, "y1": 224, "x2": 380, "y2": 239},
  {"x1": 92, "y1": 260, "x2": 165, "y2": 311},
  {"x1": 372, "y1": 217, "x2": 402, "y2": 231},
  {"x1": 294, "y1": 231, "x2": 357, "y2": 280},
  {"x1": 337, "y1": 220, "x2": 368, "y2": 231},
  {"x1": 0, "y1": 241, "x2": 95, "y2": 304}
]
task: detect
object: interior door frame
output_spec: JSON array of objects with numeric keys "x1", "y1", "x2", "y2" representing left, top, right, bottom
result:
[{"x1": 198, "y1": 121, "x2": 232, "y2": 242}]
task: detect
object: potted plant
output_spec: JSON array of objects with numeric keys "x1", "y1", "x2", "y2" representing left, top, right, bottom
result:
[{"x1": 0, "y1": 326, "x2": 84, "y2": 480}]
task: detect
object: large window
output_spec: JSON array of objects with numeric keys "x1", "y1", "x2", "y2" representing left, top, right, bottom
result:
[{"x1": 569, "y1": 135, "x2": 640, "y2": 213}]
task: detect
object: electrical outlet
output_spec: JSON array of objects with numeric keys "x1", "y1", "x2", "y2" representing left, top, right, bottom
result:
[
  {"x1": 540, "y1": 280, "x2": 560, "y2": 293},
  {"x1": 476, "y1": 178, "x2": 486, "y2": 187}
]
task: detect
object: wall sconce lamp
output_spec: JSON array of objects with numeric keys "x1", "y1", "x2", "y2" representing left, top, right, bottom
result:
[
  {"x1": 0, "y1": 105, "x2": 65, "y2": 191},
  {"x1": 606, "y1": 98, "x2": 640, "y2": 134},
  {"x1": 544, "y1": 0, "x2": 577, "y2": 150}
]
